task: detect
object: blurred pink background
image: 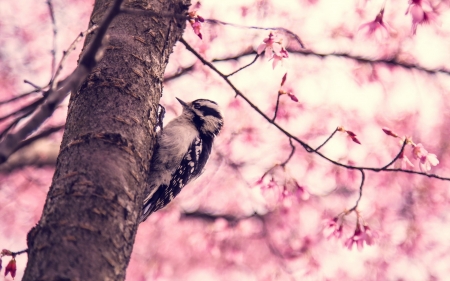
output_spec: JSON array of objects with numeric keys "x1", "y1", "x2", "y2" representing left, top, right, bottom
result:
[{"x1": 1, "y1": 0, "x2": 450, "y2": 280}]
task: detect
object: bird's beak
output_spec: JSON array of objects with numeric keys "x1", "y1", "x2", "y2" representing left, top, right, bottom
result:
[{"x1": 176, "y1": 97, "x2": 188, "y2": 108}]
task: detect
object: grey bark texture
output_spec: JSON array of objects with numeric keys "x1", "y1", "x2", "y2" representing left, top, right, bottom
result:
[{"x1": 22, "y1": 0, "x2": 189, "y2": 280}]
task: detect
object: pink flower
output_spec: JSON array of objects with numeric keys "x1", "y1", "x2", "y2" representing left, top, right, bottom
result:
[
  {"x1": 395, "y1": 151, "x2": 414, "y2": 170},
  {"x1": 344, "y1": 225, "x2": 364, "y2": 250},
  {"x1": 405, "y1": 0, "x2": 437, "y2": 35},
  {"x1": 271, "y1": 47, "x2": 289, "y2": 69},
  {"x1": 1, "y1": 249, "x2": 12, "y2": 256},
  {"x1": 412, "y1": 143, "x2": 439, "y2": 172},
  {"x1": 5, "y1": 258, "x2": 16, "y2": 279},
  {"x1": 288, "y1": 93, "x2": 298, "y2": 102},
  {"x1": 358, "y1": 8, "x2": 391, "y2": 39},
  {"x1": 344, "y1": 224, "x2": 378, "y2": 250},
  {"x1": 345, "y1": 130, "x2": 361, "y2": 144},
  {"x1": 256, "y1": 32, "x2": 282, "y2": 59},
  {"x1": 191, "y1": 21, "x2": 202, "y2": 39},
  {"x1": 279, "y1": 89, "x2": 298, "y2": 103},
  {"x1": 362, "y1": 225, "x2": 378, "y2": 246},
  {"x1": 294, "y1": 182, "x2": 310, "y2": 200},
  {"x1": 278, "y1": 73, "x2": 298, "y2": 102},
  {"x1": 261, "y1": 178, "x2": 278, "y2": 190},
  {"x1": 323, "y1": 217, "x2": 343, "y2": 240},
  {"x1": 281, "y1": 73, "x2": 287, "y2": 86},
  {"x1": 188, "y1": 11, "x2": 204, "y2": 39},
  {"x1": 338, "y1": 127, "x2": 362, "y2": 144},
  {"x1": 382, "y1": 127, "x2": 398, "y2": 138}
]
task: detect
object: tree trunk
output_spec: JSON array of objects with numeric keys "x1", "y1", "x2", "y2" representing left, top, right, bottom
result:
[{"x1": 22, "y1": 0, "x2": 189, "y2": 280}]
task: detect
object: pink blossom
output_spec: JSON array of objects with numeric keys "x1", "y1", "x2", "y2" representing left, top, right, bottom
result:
[
  {"x1": 1, "y1": 249, "x2": 12, "y2": 256},
  {"x1": 278, "y1": 89, "x2": 298, "y2": 103},
  {"x1": 256, "y1": 33, "x2": 282, "y2": 59},
  {"x1": 344, "y1": 224, "x2": 377, "y2": 250},
  {"x1": 323, "y1": 217, "x2": 343, "y2": 239},
  {"x1": 345, "y1": 131, "x2": 361, "y2": 144},
  {"x1": 412, "y1": 143, "x2": 439, "y2": 172},
  {"x1": 188, "y1": 11, "x2": 204, "y2": 39},
  {"x1": 419, "y1": 153, "x2": 439, "y2": 172},
  {"x1": 294, "y1": 182, "x2": 310, "y2": 200},
  {"x1": 382, "y1": 127, "x2": 398, "y2": 138},
  {"x1": 281, "y1": 73, "x2": 287, "y2": 86},
  {"x1": 405, "y1": 0, "x2": 437, "y2": 35},
  {"x1": 395, "y1": 152, "x2": 414, "y2": 170},
  {"x1": 344, "y1": 225, "x2": 364, "y2": 250},
  {"x1": 358, "y1": 8, "x2": 391, "y2": 39},
  {"x1": 254, "y1": 177, "x2": 263, "y2": 185},
  {"x1": 191, "y1": 21, "x2": 202, "y2": 39},
  {"x1": 362, "y1": 225, "x2": 378, "y2": 246},
  {"x1": 5, "y1": 258, "x2": 16, "y2": 279},
  {"x1": 261, "y1": 178, "x2": 278, "y2": 190},
  {"x1": 412, "y1": 143, "x2": 428, "y2": 159},
  {"x1": 288, "y1": 93, "x2": 298, "y2": 102},
  {"x1": 271, "y1": 47, "x2": 289, "y2": 69}
]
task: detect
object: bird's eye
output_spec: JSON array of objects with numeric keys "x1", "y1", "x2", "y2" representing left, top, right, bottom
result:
[{"x1": 193, "y1": 104, "x2": 201, "y2": 109}]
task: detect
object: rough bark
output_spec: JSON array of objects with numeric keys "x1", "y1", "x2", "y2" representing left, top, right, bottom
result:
[{"x1": 22, "y1": 0, "x2": 189, "y2": 280}]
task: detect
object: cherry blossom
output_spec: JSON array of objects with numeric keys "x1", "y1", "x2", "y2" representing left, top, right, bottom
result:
[
  {"x1": 395, "y1": 151, "x2": 415, "y2": 170},
  {"x1": 412, "y1": 143, "x2": 439, "y2": 172},
  {"x1": 256, "y1": 32, "x2": 282, "y2": 59},
  {"x1": 344, "y1": 224, "x2": 378, "y2": 250},
  {"x1": 358, "y1": 8, "x2": 391, "y2": 40},
  {"x1": 405, "y1": 0, "x2": 437, "y2": 34},
  {"x1": 283, "y1": 179, "x2": 310, "y2": 201},
  {"x1": 278, "y1": 73, "x2": 298, "y2": 102},
  {"x1": 280, "y1": 73, "x2": 287, "y2": 86},
  {"x1": 5, "y1": 259, "x2": 16, "y2": 279},
  {"x1": 271, "y1": 47, "x2": 289, "y2": 69},
  {"x1": 382, "y1": 127, "x2": 398, "y2": 138},
  {"x1": 323, "y1": 217, "x2": 343, "y2": 239},
  {"x1": 362, "y1": 225, "x2": 378, "y2": 246},
  {"x1": 337, "y1": 127, "x2": 361, "y2": 144},
  {"x1": 188, "y1": 11, "x2": 205, "y2": 39}
]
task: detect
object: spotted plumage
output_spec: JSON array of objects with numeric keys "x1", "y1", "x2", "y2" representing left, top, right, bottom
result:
[{"x1": 140, "y1": 98, "x2": 223, "y2": 222}]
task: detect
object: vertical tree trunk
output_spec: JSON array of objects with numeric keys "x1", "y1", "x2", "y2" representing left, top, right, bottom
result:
[{"x1": 23, "y1": 0, "x2": 189, "y2": 280}]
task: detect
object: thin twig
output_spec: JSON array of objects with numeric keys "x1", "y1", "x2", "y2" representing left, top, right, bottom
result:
[
  {"x1": 214, "y1": 49, "x2": 450, "y2": 77},
  {"x1": 0, "y1": 98, "x2": 44, "y2": 122},
  {"x1": 225, "y1": 54, "x2": 260, "y2": 77},
  {"x1": 280, "y1": 138, "x2": 295, "y2": 167},
  {"x1": 0, "y1": 0, "x2": 124, "y2": 164},
  {"x1": 163, "y1": 65, "x2": 194, "y2": 82},
  {"x1": 12, "y1": 249, "x2": 28, "y2": 256},
  {"x1": 289, "y1": 48, "x2": 450, "y2": 76},
  {"x1": 206, "y1": 19, "x2": 305, "y2": 49},
  {"x1": 51, "y1": 24, "x2": 99, "y2": 91},
  {"x1": 348, "y1": 169, "x2": 365, "y2": 212},
  {"x1": 24, "y1": 80, "x2": 43, "y2": 90},
  {"x1": 381, "y1": 140, "x2": 407, "y2": 169},
  {"x1": 46, "y1": 0, "x2": 57, "y2": 77},
  {"x1": 315, "y1": 128, "x2": 338, "y2": 152},
  {"x1": 272, "y1": 93, "x2": 281, "y2": 122},
  {"x1": 0, "y1": 89, "x2": 41, "y2": 106}
]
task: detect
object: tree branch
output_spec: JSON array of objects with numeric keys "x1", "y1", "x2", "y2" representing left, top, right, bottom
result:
[
  {"x1": 0, "y1": 0, "x2": 123, "y2": 165},
  {"x1": 180, "y1": 37, "x2": 450, "y2": 182},
  {"x1": 205, "y1": 19, "x2": 304, "y2": 49}
]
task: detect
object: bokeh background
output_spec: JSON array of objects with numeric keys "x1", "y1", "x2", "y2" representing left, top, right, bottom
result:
[{"x1": 1, "y1": 0, "x2": 450, "y2": 280}]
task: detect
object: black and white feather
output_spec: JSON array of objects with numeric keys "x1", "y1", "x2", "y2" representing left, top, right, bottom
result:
[{"x1": 140, "y1": 98, "x2": 223, "y2": 222}]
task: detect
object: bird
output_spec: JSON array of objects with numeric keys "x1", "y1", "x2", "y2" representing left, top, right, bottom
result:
[{"x1": 140, "y1": 98, "x2": 223, "y2": 222}]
